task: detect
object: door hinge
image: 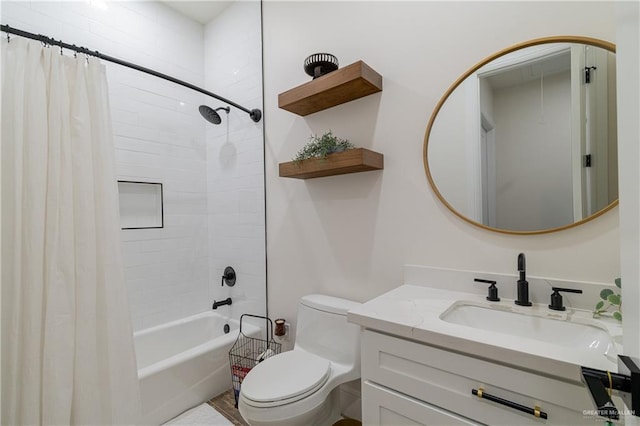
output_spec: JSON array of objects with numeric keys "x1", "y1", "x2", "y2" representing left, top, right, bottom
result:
[
  {"x1": 584, "y1": 154, "x2": 592, "y2": 168},
  {"x1": 585, "y1": 66, "x2": 597, "y2": 84}
]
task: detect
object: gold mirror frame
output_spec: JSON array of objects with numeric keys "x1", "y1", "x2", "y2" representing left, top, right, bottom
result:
[{"x1": 424, "y1": 36, "x2": 618, "y2": 235}]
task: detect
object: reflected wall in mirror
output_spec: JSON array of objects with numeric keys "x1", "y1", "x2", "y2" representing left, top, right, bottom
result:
[{"x1": 425, "y1": 36, "x2": 617, "y2": 234}]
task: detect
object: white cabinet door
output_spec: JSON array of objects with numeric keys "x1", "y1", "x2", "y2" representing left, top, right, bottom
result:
[
  {"x1": 361, "y1": 330, "x2": 605, "y2": 425},
  {"x1": 363, "y1": 381, "x2": 483, "y2": 426}
]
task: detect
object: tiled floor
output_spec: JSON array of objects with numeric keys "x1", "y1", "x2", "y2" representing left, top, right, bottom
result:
[
  {"x1": 207, "y1": 389, "x2": 362, "y2": 426},
  {"x1": 208, "y1": 390, "x2": 248, "y2": 426}
]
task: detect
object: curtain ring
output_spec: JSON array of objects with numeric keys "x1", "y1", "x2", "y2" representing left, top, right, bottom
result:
[{"x1": 6, "y1": 32, "x2": 10, "y2": 43}]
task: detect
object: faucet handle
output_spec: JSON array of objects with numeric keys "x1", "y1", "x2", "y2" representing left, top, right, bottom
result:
[
  {"x1": 221, "y1": 266, "x2": 236, "y2": 287},
  {"x1": 549, "y1": 287, "x2": 583, "y2": 311},
  {"x1": 475, "y1": 278, "x2": 500, "y2": 302}
]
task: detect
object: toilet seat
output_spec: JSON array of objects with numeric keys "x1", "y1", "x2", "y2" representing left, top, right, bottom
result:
[{"x1": 241, "y1": 350, "x2": 331, "y2": 408}]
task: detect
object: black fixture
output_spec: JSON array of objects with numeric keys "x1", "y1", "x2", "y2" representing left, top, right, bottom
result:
[
  {"x1": 199, "y1": 105, "x2": 230, "y2": 125},
  {"x1": 472, "y1": 388, "x2": 547, "y2": 419},
  {"x1": 304, "y1": 53, "x2": 339, "y2": 79},
  {"x1": 212, "y1": 297, "x2": 232, "y2": 309},
  {"x1": 582, "y1": 368, "x2": 622, "y2": 420},
  {"x1": 548, "y1": 287, "x2": 583, "y2": 311},
  {"x1": 0, "y1": 24, "x2": 262, "y2": 123},
  {"x1": 581, "y1": 355, "x2": 640, "y2": 420},
  {"x1": 619, "y1": 355, "x2": 640, "y2": 417},
  {"x1": 474, "y1": 278, "x2": 500, "y2": 302},
  {"x1": 584, "y1": 65, "x2": 598, "y2": 84},
  {"x1": 223, "y1": 323, "x2": 231, "y2": 334},
  {"x1": 514, "y1": 253, "x2": 532, "y2": 306},
  {"x1": 221, "y1": 266, "x2": 236, "y2": 287}
]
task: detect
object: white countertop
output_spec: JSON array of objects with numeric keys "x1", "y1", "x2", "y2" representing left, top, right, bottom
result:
[{"x1": 347, "y1": 284, "x2": 623, "y2": 383}]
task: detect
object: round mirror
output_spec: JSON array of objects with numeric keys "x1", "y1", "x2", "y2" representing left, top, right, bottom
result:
[{"x1": 425, "y1": 36, "x2": 617, "y2": 235}]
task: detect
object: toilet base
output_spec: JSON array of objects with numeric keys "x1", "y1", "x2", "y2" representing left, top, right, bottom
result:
[{"x1": 239, "y1": 389, "x2": 342, "y2": 426}]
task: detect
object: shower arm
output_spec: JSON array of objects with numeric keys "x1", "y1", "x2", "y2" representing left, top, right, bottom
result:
[{"x1": 0, "y1": 24, "x2": 262, "y2": 123}]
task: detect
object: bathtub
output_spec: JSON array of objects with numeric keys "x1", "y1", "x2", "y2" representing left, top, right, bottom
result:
[{"x1": 134, "y1": 311, "x2": 260, "y2": 425}]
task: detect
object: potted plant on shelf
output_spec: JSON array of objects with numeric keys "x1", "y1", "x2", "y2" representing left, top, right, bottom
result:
[{"x1": 292, "y1": 130, "x2": 354, "y2": 166}]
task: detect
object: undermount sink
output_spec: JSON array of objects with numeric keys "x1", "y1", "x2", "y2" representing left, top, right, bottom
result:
[{"x1": 440, "y1": 302, "x2": 618, "y2": 360}]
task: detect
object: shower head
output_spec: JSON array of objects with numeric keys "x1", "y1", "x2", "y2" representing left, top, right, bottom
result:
[{"x1": 199, "y1": 105, "x2": 230, "y2": 125}]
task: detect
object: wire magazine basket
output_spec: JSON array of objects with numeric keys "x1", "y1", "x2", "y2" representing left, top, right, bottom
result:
[{"x1": 229, "y1": 314, "x2": 282, "y2": 407}]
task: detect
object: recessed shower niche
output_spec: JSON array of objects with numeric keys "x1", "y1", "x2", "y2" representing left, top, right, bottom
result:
[{"x1": 117, "y1": 181, "x2": 164, "y2": 230}]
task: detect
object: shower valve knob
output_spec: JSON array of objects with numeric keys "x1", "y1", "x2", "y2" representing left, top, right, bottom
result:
[{"x1": 221, "y1": 266, "x2": 236, "y2": 287}]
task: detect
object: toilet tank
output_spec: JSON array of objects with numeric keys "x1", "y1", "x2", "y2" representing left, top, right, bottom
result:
[{"x1": 294, "y1": 294, "x2": 361, "y2": 366}]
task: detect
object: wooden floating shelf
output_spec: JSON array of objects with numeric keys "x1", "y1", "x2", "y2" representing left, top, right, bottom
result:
[
  {"x1": 279, "y1": 148, "x2": 384, "y2": 179},
  {"x1": 278, "y1": 61, "x2": 383, "y2": 116}
]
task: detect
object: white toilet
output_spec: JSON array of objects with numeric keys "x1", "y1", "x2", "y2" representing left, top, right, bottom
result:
[{"x1": 238, "y1": 294, "x2": 361, "y2": 426}]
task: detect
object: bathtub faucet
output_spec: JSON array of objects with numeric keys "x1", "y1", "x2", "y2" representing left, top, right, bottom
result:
[{"x1": 212, "y1": 297, "x2": 232, "y2": 309}]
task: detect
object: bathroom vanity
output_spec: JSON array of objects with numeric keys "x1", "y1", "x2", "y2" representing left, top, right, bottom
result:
[{"x1": 347, "y1": 266, "x2": 624, "y2": 425}]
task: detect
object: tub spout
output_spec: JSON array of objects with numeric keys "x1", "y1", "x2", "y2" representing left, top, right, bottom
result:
[{"x1": 212, "y1": 297, "x2": 232, "y2": 309}]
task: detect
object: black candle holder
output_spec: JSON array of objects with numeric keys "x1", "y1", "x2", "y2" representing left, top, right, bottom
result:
[{"x1": 304, "y1": 53, "x2": 339, "y2": 79}]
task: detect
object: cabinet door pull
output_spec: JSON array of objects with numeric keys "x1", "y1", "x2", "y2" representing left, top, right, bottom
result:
[{"x1": 472, "y1": 388, "x2": 548, "y2": 420}]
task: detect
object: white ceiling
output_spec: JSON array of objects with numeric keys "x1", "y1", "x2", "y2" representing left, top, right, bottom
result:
[{"x1": 162, "y1": 1, "x2": 233, "y2": 25}]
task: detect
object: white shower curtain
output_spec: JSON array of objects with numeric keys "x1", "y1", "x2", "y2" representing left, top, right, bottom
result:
[{"x1": 1, "y1": 38, "x2": 141, "y2": 425}]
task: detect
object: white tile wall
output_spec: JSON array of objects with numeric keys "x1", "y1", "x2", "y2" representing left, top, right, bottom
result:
[
  {"x1": 204, "y1": 1, "x2": 266, "y2": 321},
  {"x1": 1, "y1": 1, "x2": 267, "y2": 331}
]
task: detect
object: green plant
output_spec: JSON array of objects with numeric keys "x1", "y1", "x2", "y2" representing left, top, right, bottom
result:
[
  {"x1": 593, "y1": 278, "x2": 622, "y2": 322},
  {"x1": 292, "y1": 130, "x2": 354, "y2": 165}
]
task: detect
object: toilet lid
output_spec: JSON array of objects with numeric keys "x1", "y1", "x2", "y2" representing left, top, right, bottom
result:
[{"x1": 241, "y1": 350, "x2": 330, "y2": 405}]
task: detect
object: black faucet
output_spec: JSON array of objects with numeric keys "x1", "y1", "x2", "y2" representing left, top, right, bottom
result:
[
  {"x1": 474, "y1": 278, "x2": 500, "y2": 302},
  {"x1": 549, "y1": 287, "x2": 583, "y2": 311},
  {"x1": 514, "y1": 253, "x2": 532, "y2": 306},
  {"x1": 212, "y1": 297, "x2": 232, "y2": 309}
]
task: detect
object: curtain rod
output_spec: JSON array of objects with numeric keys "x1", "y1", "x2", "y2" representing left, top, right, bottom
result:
[{"x1": 0, "y1": 24, "x2": 262, "y2": 123}]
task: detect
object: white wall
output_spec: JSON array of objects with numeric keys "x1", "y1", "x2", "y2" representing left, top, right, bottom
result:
[
  {"x1": 616, "y1": 0, "x2": 640, "y2": 366},
  {"x1": 428, "y1": 84, "x2": 471, "y2": 217},
  {"x1": 494, "y1": 70, "x2": 573, "y2": 231},
  {"x1": 480, "y1": 77, "x2": 495, "y2": 125},
  {"x1": 263, "y1": 1, "x2": 620, "y2": 338},
  {"x1": 204, "y1": 1, "x2": 266, "y2": 319}
]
